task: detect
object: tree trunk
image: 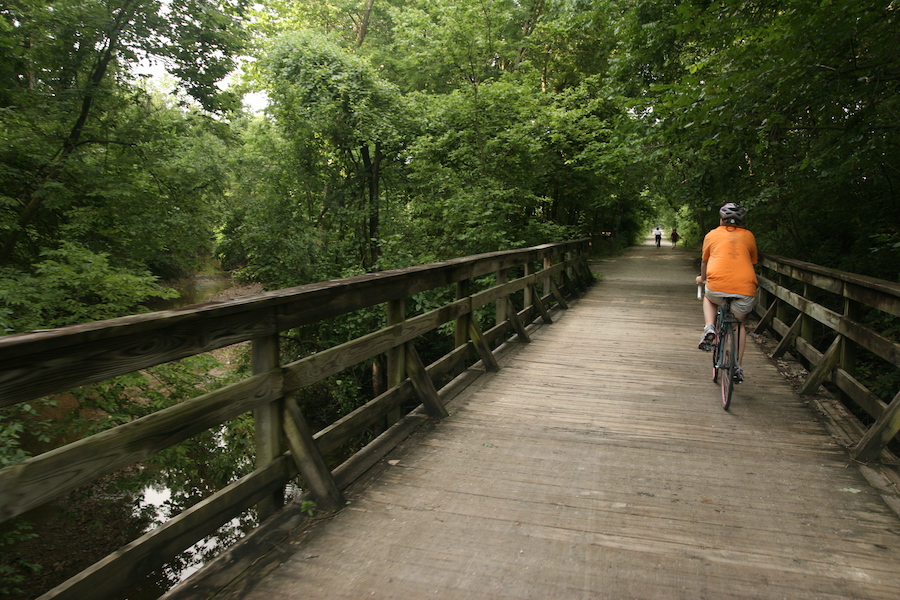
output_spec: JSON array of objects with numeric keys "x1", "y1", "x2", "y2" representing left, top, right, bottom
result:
[
  {"x1": 360, "y1": 143, "x2": 382, "y2": 269},
  {"x1": 355, "y1": 0, "x2": 376, "y2": 47}
]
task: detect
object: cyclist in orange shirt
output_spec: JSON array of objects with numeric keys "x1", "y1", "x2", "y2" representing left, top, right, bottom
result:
[{"x1": 694, "y1": 203, "x2": 758, "y2": 383}]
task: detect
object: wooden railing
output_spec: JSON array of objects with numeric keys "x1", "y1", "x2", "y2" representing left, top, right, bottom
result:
[
  {"x1": 754, "y1": 254, "x2": 900, "y2": 460},
  {"x1": 0, "y1": 239, "x2": 593, "y2": 600}
]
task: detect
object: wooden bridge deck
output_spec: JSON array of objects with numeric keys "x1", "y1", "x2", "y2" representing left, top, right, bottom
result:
[{"x1": 177, "y1": 241, "x2": 900, "y2": 599}]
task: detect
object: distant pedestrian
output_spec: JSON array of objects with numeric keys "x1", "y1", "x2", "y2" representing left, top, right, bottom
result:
[
  {"x1": 671, "y1": 229, "x2": 679, "y2": 248},
  {"x1": 653, "y1": 226, "x2": 662, "y2": 248}
]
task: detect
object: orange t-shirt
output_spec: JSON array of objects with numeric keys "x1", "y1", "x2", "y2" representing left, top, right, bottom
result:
[{"x1": 702, "y1": 226, "x2": 758, "y2": 297}]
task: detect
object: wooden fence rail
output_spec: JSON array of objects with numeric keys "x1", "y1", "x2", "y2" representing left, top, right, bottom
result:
[
  {"x1": 0, "y1": 239, "x2": 593, "y2": 600},
  {"x1": 754, "y1": 253, "x2": 900, "y2": 461}
]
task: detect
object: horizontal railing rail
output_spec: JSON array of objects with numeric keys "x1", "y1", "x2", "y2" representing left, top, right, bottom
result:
[
  {"x1": 754, "y1": 253, "x2": 900, "y2": 461},
  {"x1": 0, "y1": 239, "x2": 594, "y2": 600}
]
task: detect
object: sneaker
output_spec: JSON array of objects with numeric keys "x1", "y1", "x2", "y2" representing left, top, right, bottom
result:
[
  {"x1": 734, "y1": 366, "x2": 744, "y2": 384},
  {"x1": 698, "y1": 324, "x2": 715, "y2": 351}
]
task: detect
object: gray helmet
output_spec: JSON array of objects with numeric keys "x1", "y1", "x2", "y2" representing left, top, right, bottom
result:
[{"x1": 719, "y1": 203, "x2": 747, "y2": 225}]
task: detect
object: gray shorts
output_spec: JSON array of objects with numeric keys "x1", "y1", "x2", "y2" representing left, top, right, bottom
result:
[{"x1": 706, "y1": 288, "x2": 757, "y2": 315}]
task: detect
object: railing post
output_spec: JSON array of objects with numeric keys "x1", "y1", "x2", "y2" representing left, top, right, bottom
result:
[
  {"x1": 252, "y1": 334, "x2": 285, "y2": 521},
  {"x1": 495, "y1": 268, "x2": 508, "y2": 326},
  {"x1": 542, "y1": 255, "x2": 552, "y2": 300},
  {"x1": 524, "y1": 261, "x2": 534, "y2": 309},
  {"x1": 838, "y1": 293, "x2": 861, "y2": 407},
  {"x1": 455, "y1": 279, "x2": 470, "y2": 349},
  {"x1": 386, "y1": 298, "x2": 406, "y2": 426},
  {"x1": 841, "y1": 295, "x2": 861, "y2": 376},
  {"x1": 776, "y1": 272, "x2": 790, "y2": 326},
  {"x1": 496, "y1": 267, "x2": 533, "y2": 341},
  {"x1": 800, "y1": 283, "x2": 814, "y2": 346}
]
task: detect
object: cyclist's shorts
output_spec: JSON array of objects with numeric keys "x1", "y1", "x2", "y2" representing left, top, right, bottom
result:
[{"x1": 706, "y1": 289, "x2": 756, "y2": 315}]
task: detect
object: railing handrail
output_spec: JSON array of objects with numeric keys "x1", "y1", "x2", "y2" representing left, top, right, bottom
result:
[
  {"x1": 754, "y1": 252, "x2": 900, "y2": 463},
  {"x1": 0, "y1": 238, "x2": 594, "y2": 600},
  {"x1": 759, "y1": 252, "x2": 900, "y2": 315},
  {"x1": 0, "y1": 239, "x2": 591, "y2": 407}
]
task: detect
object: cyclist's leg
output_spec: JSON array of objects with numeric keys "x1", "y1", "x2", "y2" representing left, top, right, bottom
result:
[
  {"x1": 703, "y1": 295, "x2": 718, "y2": 327},
  {"x1": 728, "y1": 306, "x2": 752, "y2": 366},
  {"x1": 698, "y1": 295, "x2": 718, "y2": 350}
]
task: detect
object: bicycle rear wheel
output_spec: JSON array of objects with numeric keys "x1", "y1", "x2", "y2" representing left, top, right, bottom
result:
[
  {"x1": 711, "y1": 311, "x2": 723, "y2": 383},
  {"x1": 720, "y1": 324, "x2": 736, "y2": 410},
  {"x1": 712, "y1": 336, "x2": 720, "y2": 383}
]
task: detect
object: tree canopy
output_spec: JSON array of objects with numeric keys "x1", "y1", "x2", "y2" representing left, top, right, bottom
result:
[{"x1": 1, "y1": 0, "x2": 898, "y2": 320}]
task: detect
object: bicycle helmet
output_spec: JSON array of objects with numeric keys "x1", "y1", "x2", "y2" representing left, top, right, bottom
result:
[{"x1": 719, "y1": 203, "x2": 747, "y2": 225}]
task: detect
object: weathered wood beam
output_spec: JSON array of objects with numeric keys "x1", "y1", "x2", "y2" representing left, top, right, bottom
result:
[
  {"x1": 550, "y1": 278, "x2": 568, "y2": 310},
  {"x1": 833, "y1": 369, "x2": 888, "y2": 421},
  {"x1": 853, "y1": 389, "x2": 900, "y2": 462},
  {"x1": 0, "y1": 241, "x2": 590, "y2": 407},
  {"x1": 772, "y1": 313, "x2": 803, "y2": 359},
  {"x1": 252, "y1": 335, "x2": 284, "y2": 520},
  {"x1": 0, "y1": 372, "x2": 281, "y2": 523},
  {"x1": 798, "y1": 336, "x2": 842, "y2": 396},
  {"x1": 314, "y1": 382, "x2": 415, "y2": 456},
  {"x1": 467, "y1": 318, "x2": 499, "y2": 372},
  {"x1": 404, "y1": 343, "x2": 448, "y2": 419},
  {"x1": 506, "y1": 298, "x2": 531, "y2": 343},
  {"x1": 754, "y1": 294, "x2": 779, "y2": 335},
  {"x1": 758, "y1": 277, "x2": 900, "y2": 368},
  {"x1": 282, "y1": 400, "x2": 344, "y2": 512},
  {"x1": 534, "y1": 293, "x2": 552, "y2": 324}
]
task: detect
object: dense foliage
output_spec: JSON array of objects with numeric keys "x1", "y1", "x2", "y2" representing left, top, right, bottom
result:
[{"x1": 1, "y1": 0, "x2": 898, "y2": 596}]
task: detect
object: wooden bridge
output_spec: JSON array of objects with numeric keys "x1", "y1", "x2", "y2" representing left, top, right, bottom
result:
[{"x1": 2, "y1": 238, "x2": 900, "y2": 599}]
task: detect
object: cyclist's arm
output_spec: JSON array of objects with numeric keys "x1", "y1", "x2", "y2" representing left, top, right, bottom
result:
[{"x1": 695, "y1": 258, "x2": 709, "y2": 285}]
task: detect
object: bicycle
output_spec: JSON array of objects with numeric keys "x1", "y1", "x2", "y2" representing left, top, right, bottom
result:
[{"x1": 699, "y1": 286, "x2": 741, "y2": 410}]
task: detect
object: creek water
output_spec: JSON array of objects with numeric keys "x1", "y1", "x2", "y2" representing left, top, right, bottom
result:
[{"x1": 147, "y1": 273, "x2": 234, "y2": 310}]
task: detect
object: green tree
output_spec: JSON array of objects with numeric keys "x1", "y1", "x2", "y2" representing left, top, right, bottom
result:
[
  {"x1": 258, "y1": 30, "x2": 409, "y2": 272},
  {"x1": 0, "y1": 0, "x2": 248, "y2": 270},
  {"x1": 618, "y1": 0, "x2": 900, "y2": 276}
]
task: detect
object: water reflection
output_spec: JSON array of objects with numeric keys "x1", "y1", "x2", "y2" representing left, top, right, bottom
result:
[{"x1": 146, "y1": 274, "x2": 233, "y2": 311}]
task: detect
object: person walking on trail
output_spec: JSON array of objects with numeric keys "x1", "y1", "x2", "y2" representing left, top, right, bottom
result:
[
  {"x1": 694, "y1": 203, "x2": 758, "y2": 384},
  {"x1": 653, "y1": 226, "x2": 662, "y2": 248},
  {"x1": 670, "y1": 228, "x2": 680, "y2": 248}
]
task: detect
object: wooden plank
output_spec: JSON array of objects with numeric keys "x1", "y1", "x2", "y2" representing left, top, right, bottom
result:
[
  {"x1": 533, "y1": 292, "x2": 552, "y2": 324},
  {"x1": 799, "y1": 335, "x2": 843, "y2": 395},
  {"x1": 282, "y1": 400, "x2": 344, "y2": 511},
  {"x1": 252, "y1": 336, "x2": 284, "y2": 520},
  {"x1": 761, "y1": 253, "x2": 900, "y2": 315},
  {"x1": 845, "y1": 281, "x2": 900, "y2": 318},
  {"x1": 754, "y1": 294, "x2": 778, "y2": 334},
  {"x1": 773, "y1": 313, "x2": 803, "y2": 359},
  {"x1": 549, "y1": 278, "x2": 568, "y2": 310},
  {"x1": 760, "y1": 278, "x2": 900, "y2": 368},
  {"x1": 0, "y1": 371, "x2": 281, "y2": 522},
  {"x1": 833, "y1": 368, "x2": 888, "y2": 420},
  {"x1": 505, "y1": 298, "x2": 531, "y2": 343},
  {"x1": 404, "y1": 342, "x2": 448, "y2": 419},
  {"x1": 281, "y1": 267, "x2": 552, "y2": 393},
  {"x1": 853, "y1": 389, "x2": 900, "y2": 461},
  {"x1": 314, "y1": 382, "x2": 415, "y2": 456},
  {"x1": 0, "y1": 309, "x2": 277, "y2": 408},
  {"x1": 282, "y1": 299, "x2": 470, "y2": 392},
  {"x1": 466, "y1": 318, "x2": 499, "y2": 372}
]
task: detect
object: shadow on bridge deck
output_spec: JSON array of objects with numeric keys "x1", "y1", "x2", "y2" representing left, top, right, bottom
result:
[{"x1": 169, "y1": 240, "x2": 900, "y2": 600}]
